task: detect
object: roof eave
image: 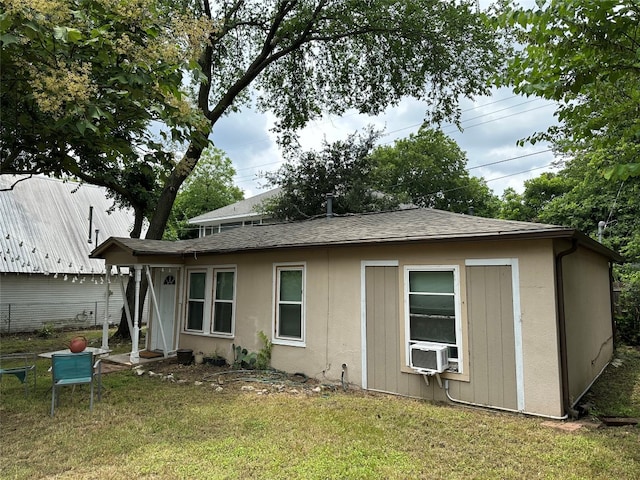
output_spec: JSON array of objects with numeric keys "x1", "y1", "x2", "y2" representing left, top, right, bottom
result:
[{"x1": 188, "y1": 212, "x2": 266, "y2": 225}]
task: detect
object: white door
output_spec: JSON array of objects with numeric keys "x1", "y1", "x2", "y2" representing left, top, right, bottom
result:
[{"x1": 150, "y1": 269, "x2": 177, "y2": 352}]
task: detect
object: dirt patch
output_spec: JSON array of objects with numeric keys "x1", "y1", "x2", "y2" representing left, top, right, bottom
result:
[{"x1": 129, "y1": 358, "x2": 345, "y2": 396}]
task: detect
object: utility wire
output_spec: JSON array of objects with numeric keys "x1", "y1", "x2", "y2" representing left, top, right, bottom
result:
[
  {"x1": 232, "y1": 147, "x2": 554, "y2": 185},
  {"x1": 467, "y1": 149, "x2": 552, "y2": 171},
  {"x1": 231, "y1": 100, "x2": 555, "y2": 185}
]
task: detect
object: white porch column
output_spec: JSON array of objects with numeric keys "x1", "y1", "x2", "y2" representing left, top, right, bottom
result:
[
  {"x1": 130, "y1": 264, "x2": 142, "y2": 364},
  {"x1": 101, "y1": 264, "x2": 110, "y2": 350}
]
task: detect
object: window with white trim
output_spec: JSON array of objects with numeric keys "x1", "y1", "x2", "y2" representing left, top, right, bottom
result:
[
  {"x1": 212, "y1": 269, "x2": 235, "y2": 335},
  {"x1": 184, "y1": 266, "x2": 236, "y2": 336},
  {"x1": 186, "y1": 270, "x2": 206, "y2": 331},
  {"x1": 405, "y1": 266, "x2": 462, "y2": 369},
  {"x1": 274, "y1": 264, "x2": 305, "y2": 344}
]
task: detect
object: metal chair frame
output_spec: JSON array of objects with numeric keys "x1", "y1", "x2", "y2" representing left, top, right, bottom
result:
[
  {"x1": 50, "y1": 352, "x2": 101, "y2": 416},
  {"x1": 0, "y1": 352, "x2": 37, "y2": 396}
]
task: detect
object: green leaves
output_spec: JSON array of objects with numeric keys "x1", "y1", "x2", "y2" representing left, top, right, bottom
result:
[
  {"x1": 497, "y1": 0, "x2": 640, "y2": 180},
  {"x1": 2, "y1": 0, "x2": 206, "y2": 186},
  {"x1": 265, "y1": 127, "x2": 500, "y2": 220},
  {"x1": 604, "y1": 164, "x2": 640, "y2": 181},
  {"x1": 53, "y1": 26, "x2": 82, "y2": 43}
]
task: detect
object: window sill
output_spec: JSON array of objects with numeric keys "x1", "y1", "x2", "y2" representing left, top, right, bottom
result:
[
  {"x1": 272, "y1": 338, "x2": 306, "y2": 348},
  {"x1": 182, "y1": 331, "x2": 235, "y2": 340},
  {"x1": 210, "y1": 332, "x2": 234, "y2": 338},
  {"x1": 400, "y1": 365, "x2": 469, "y2": 383}
]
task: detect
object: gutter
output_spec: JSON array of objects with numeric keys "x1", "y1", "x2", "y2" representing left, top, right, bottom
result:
[{"x1": 555, "y1": 238, "x2": 579, "y2": 418}]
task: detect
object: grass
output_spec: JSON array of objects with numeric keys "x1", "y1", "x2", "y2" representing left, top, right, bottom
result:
[{"x1": 1, "y1": 331, "x2": 639, "y2": 479}]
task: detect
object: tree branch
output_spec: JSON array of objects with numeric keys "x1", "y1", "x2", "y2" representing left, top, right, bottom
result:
[{"x1": 0, "y1": 175, "x2": 33, "y2": 192}]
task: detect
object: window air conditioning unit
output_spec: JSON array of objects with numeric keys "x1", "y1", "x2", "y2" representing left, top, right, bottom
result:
[{"x1": 410, "y1": 343, "x2": 449, "y2": 374}]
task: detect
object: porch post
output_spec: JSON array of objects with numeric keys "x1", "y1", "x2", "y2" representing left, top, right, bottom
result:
[
  {"x1": 130, "y1": 264, "x2": 142, "y2": 364},
  {"x1": 101, "y1": 264, "x2": 110, "y2": 350},
  {"x1": 145, "y1": 266, "x2": 169, "y2": 358}
]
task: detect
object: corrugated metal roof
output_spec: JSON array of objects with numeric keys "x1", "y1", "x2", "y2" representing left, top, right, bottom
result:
[
  {"x1": 188, "y1": 188, "x2": 280, "y2": 224},
  {"x1": 0, "y1": 175, "x2": 137, "y2": 275},
  {"x1": 91, "y1": 207, "x2": 622, "y2": 262}
]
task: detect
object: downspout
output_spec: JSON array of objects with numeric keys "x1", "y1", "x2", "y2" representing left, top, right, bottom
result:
[
  {"x1": 555, "y1": 238, "x2": 578, "y2": 418},
  {"x1": 609, "y1": 263, "x2": 617, "y2": 349}
]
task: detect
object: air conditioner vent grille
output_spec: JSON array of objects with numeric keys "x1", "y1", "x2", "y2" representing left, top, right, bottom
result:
[{"x1": 410, "y1": 343, "x2": 449, "y2": 374}]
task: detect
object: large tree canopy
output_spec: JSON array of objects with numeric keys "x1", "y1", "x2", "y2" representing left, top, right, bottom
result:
[
  {"x1": 263, "y1": 128, "x2": 399, "y2": 220},
  {"x1": 264, "y1": 127, "x2": 500, "y2": 220},
  {"x1": 3, "y1": 0, "x2": 504, "y2": 237},
  {"x1": 0, "y1": 0, "x2": 211, "y2": 234},
  {"x1": 3, "y1": 0, "x2": 505, "y2": 338},
  {"x1": 370, "y1": 128, "x2": 499, "y2": 217},
  {"x1": 497, "y1": 0, "x2": 640, "y2": 180}
]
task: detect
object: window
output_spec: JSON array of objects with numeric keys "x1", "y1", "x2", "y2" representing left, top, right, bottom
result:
[
  {"x1": 274, "y1": 265, "x2": 305, "y2": 344},
  {"x1": 405, "y1": 266, "x2": 461, "y2": 367},
  {"x1": 212, "y1": 269, "x2": 235, "y2": 335},
  {"x1": 184, "y1": 266, "x2": 236, "y2": 336},
  {"x1": 186, "y1": 271, "x2": 206, "y2": 331}
]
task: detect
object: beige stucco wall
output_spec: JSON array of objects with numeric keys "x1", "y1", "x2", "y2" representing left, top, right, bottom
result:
[
  {"x1": 177, "y1": 248, "x2": 364, "y2": 384},
  {"x1": 96, "y1": 235, "x2": 615, "y2": 418},
  {"x1": 171, "y1": 239, "x2": 565, "y2": 416},
  {"x1": 561, "y1": 245, "x2": 614, "y2": 405}
]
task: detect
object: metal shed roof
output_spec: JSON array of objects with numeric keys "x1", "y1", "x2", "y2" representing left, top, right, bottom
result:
[{"x1": 1, "y1": 175, "x2": 137, "y2": 275}]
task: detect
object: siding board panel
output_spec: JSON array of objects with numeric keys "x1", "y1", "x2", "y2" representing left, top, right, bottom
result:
[{"x1": 463, "y1": 265, "x2": 517, "y2": 410}]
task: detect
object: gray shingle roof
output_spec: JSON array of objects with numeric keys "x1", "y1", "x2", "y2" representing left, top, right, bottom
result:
[
  {"x1": 92, "y1": 208, "x2": 620, "y2": 261},
  {"x1": 188, "y1": 188, "x2": 280, "y2": 224},
  {"x1": 1, "y1": 175, "x2": 136, "y2": 274}
]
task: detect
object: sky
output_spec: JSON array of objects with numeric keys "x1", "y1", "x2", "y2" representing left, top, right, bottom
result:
[{"x1": 209, "y1": 1, "x2": 559, "y2": 200}]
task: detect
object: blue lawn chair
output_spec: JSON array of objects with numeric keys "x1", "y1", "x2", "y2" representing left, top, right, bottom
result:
[
  {"x1": 50, "y1": 352, "x2": 100, "y2": 416},
  {"x1": 0, "y1": 353, "x2": 37, "y2": 395}
]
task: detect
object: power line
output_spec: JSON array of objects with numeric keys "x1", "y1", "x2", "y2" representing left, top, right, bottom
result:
[
  {"x1": 484, "y1": 163, "x2": 554, "y2": 184},
  {"x1": 217, "y1": 94, "x2": 523, "y2": 154},
  {"x1": 468, "y1": 149, "x2": 552, "y2": 171},
  {"x1": 441, "y1": 103, "x2": 555, "y2": 135},
  {"x1": 231, "y1": 146, "x2": 554, "y2": 186},
  {"x1": 231, "y1": 102, "x2": 554, "y2": 182},
  {"x1": 380, "y1": 98, "x2": 542, "y2": 141},
  {"x1": 417, "y1": 163, "x2": 555, "y2": 200}
]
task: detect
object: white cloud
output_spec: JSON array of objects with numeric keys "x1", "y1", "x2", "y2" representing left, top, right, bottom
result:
[{"x1": 212, "y1": 87, "x2": 560, "y2": 199}]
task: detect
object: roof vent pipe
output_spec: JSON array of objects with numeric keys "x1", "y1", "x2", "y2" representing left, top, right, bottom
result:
[
  {"x1": 326, "y1": 193, "x2": 334, "y2": 218},
  {"x1": 88, "y1": 206, "x2": 94, "y2": 244}
]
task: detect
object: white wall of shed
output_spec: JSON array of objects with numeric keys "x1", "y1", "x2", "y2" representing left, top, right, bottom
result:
[{"x1": 0, "y1": 273, "x2": 129, "y2": 333}]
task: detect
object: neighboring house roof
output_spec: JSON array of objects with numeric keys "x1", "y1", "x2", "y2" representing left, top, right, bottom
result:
[
  {"x1": 1, "y1": 175, "x2": 136, "y2": 275},
  {"x1": 188, "y1": 188, "x2": 280, "y2": 225},
  {"x1": 92, "y1": 208, "x2": 622, "y2": 262}
]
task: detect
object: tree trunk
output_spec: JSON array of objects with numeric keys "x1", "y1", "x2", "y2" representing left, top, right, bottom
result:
[
  {"x1": 113, "y1": 274, "x2": 148, "y2": 340},
  {"x1": 114, "y1": 141, "x2": 208, "y2": 341}
]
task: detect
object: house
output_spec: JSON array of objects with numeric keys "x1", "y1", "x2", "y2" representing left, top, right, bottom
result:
[
  {"x1": 91, "y1": 208, "x2": 621, "y2": 418},
  {"x1": 188, "y1": 188, "x2": 280, "y2": 237},
  {"x1": 0, "y1": 175, "x2": 135, "y2": 333}
]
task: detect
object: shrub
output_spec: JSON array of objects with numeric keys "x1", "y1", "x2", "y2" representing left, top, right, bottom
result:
[{"x1": 615, "y1": 267, "x2": 640, "y2": 346}]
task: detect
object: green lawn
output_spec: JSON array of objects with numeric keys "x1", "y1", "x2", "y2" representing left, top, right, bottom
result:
[{"x1": 1, "y1": 330, "x2": 639, "y2": 479}]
